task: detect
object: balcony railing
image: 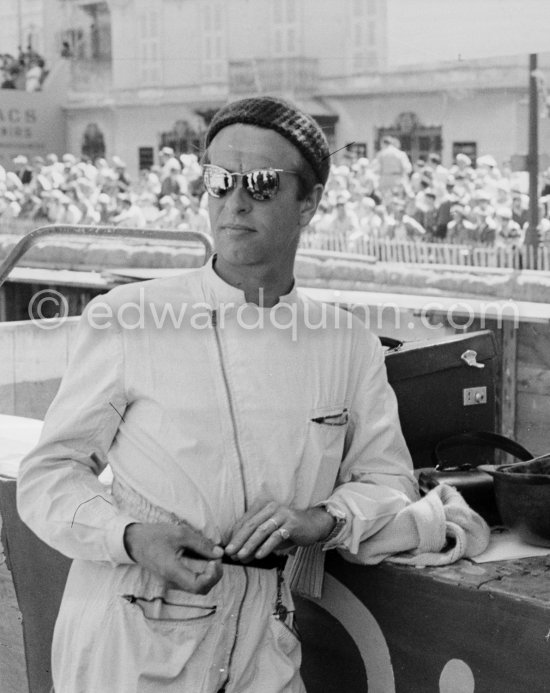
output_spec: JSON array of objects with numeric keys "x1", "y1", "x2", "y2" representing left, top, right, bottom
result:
[{"x1": 228, "y1": 57, "x2": 319, "y2": 95}]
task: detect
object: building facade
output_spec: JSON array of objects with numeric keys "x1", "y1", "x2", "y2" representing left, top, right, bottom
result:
[{"x1": 4, "y1": 0, "x2": 550, "y2": 177}]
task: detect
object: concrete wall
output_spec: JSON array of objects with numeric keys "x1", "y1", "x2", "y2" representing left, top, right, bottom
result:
[{"x1": 0, "y1": 317, "x2": 79, "y2": 419}]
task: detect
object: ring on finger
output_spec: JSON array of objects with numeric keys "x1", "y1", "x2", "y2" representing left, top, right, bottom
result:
[
  {"x1": 278, "y1": 527, "x2": 290, "y2": 541},
  {"x1": 266, "y1": 518, "x2": 279, "y2": 532}
]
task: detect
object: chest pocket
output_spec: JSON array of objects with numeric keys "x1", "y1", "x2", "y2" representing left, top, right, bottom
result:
[{"x1": 300, "y1": 405, "x2": 349, "y2": 499}]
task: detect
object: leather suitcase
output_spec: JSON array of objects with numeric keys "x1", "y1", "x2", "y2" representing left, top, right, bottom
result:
[{"x1": 383, "y1": 330, "x2": 498, "y2": 469}]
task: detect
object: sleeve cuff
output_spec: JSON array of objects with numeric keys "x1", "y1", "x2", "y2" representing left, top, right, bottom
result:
[
  {"x1": 314, "y1": 502, "x2": 348, "y2": 549},
  {"x1": 106, "y1": 514, "x2": 142, "y2": 564}
]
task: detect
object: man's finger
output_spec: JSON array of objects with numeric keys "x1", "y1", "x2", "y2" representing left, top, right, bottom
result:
[
  {"x1": 178, "y1": 553, "x2": 213, "y2": 573},
  {"x1": 228, "y1": 518, "x2": 285, "y2": 559},
  {"x1": 226, "y1": 505, "x2": 281, "y2": 554},
  {"x1": 229, "y1": 501, "x2": 278, "y2": 536},
  {"x1": 254, "y1": 530, "x2": 292, "y2": 559},
  {"x1": 174, "y1": 523, "x2": 224, "y2": 559},
  {"x1": 167, "y1": 557, "x2": 223, "y2": 594}
]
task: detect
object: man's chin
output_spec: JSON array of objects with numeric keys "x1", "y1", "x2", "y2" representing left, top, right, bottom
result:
[{"x1": 215, "y1": 247, "x2": 263, "y2": 270}]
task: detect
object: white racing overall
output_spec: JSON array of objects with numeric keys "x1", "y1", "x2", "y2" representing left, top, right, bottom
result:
[{"x1": 18, "y1": 259, "x2": 417, "y2": 692}]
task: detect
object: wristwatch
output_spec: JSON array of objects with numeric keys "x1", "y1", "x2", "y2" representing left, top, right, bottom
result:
[{"x1": 320, "y1": 507, "x2": 347, "y2": 545}]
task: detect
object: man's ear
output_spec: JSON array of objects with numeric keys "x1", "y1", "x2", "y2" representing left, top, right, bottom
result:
[{"x1": 299, "y1": 183, "x2": 324, "y2": 228}]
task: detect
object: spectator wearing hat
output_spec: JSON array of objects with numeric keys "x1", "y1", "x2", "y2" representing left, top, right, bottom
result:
[
  {"x1": 372, "y1": 136, "x2": 412, "y2": 201},
  {"x1": 351, "y1": 157, "x2": 378, "y2": 194},
  {"x1": 111, "y1": 156, "x2": 131, "y2": 192},
  {"x1": 425, "y1": 153, "x2": 449, "y2": 202},
  {"x1": 314, "y1": 191, "x2": 359, "y2": 249},
  {"x1": 1, "y1": 52, "x2": 22, "y2": 89},
  {"x1": 494, "y1": 207, "x2": 524, "y2": 249},
  {"x1": 0, "y1": 190, "x2": 22, "y2": 220},
  {"x1": 511, "y1": 191, "x2": 528, "y2": 230},
  {"x1": 450, "y1": 153, "x2": 475, "y2": 181},
  {"x1": 471, "y1": 191, "x2": 497, "y2": 245},
  {"x1": 349, "y1": 196, "x2": 383, "y2": 250},
  {"x1": 537, "y1": 199, "x2": 550, "y2": 247},
  {"x1": 25, "y1": 57, "x2": 44, "y2": 92},
  {"x1": 476, "y1": 155, "x2": 501, "y2": 200},
  {"x1": 137, "y1": 168, "x2": 162, "y2": 198},
  {"x1": 159, "y1": 146, "x2": 181, "y2": 181},
  {"x1": 447, "y1": 203, "x2": 478, "y2": 245},
  {"x1": 44, "y1": 189, "x2": 82, "y2": 225},
  {"x1": 112, "y1": 193, "x2": 147, "y2": 228},
  {"x1": 494, "y1": 180, "x2": 511, "y2": 208},
  {"x1": 97, "y1": 192, "x2": 115, "y2": 224},
  {"x1": 159, "y1": 162, "x2": 185, "y2": 201},
  {"x1": 540, "y1": 168, "x2": 550, "y2": 198},
  {"x1": 434, "y1": 179, "x2": 458, "y2": 241},
  {"x1": 13, "y1": 154, "x2": 33, "y2": 185},
  {"x1": 154, "y1": 194, "x2": 181, "y2": 229},
  {"x1": 412, "y1": 188, "x2": 438, "y2": 241},
  {"x1": 386, "y1": 197, "x2": 426, "y2": 241},
  {"x1": 177, "y1": 194, "x2": 211, "y2": 236},
  {"x1": 6, "y1": 171, "x2": 24, "y2": 196},
  {"x1": 410, "y1": 158, "x2": 429, "y2": 194}
]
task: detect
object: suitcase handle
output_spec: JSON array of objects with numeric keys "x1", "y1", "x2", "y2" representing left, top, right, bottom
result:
[
  {"x1": 379, "y1": 336, "x2": 403, "y2": 352},
  {"x1": 433, "y1": 431, "x2": 533, "y2": 471}
]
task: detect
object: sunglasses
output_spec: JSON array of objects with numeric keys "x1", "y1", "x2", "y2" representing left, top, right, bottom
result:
[{"x1": 202, "y1": 164, "x2": 299, "y2": 201}]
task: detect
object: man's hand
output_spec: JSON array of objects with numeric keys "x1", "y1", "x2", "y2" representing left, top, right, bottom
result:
[
  {"x1": 124, "y1": 522, "x2": 224, "y2": 594},
  {"x1": 225, "y1": 500, "x2": 336, "y2": 563}
]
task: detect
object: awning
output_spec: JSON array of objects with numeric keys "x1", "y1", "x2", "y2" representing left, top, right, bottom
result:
[{"x1": 294, "y1": 98, "x2": 338, "y2": 124}]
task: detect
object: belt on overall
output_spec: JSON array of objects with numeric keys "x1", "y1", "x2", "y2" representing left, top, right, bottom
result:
[
  {"x1": 221, "y1": 553, "x2": 287, "y2": 570},
  {"x1": 112, "y1": 477, "x2": 288, "y2": 571}
]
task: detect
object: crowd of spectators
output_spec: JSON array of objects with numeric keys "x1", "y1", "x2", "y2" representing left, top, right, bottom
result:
[
  {"x1": 1, "y1": 139, "x2": 549, "y2": 251},
  {"x1": 307, "y1": 139, "x2": 544, "y2": 252},
  {"x1": 0, "y1": 147, "x2": 210, "y2": 236},
  {"x1": 1, "y1": 46, "x2": 47, "y2": 91}
]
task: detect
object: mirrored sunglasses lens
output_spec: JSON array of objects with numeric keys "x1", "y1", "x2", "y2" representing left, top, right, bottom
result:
[
  {"x1": 244, "y1": 169, "x2": 279, "y2": 200},
  {"x1": 203, "y1": 167, "x2": 232, "y2": 198}
]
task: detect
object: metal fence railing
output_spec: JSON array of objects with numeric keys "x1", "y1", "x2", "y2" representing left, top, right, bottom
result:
[{"x1": 299, "y1": 234, "x2": 550, "y2": 271}]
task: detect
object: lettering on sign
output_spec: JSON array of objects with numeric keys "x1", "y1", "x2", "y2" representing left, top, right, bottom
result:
[
  {"x1": 0, "y1": 108, "x2": 39, "y2": 149},
  {"x1": 0, "y1": 109, "x2": 37, "y2": 124},
  {"x1": 0, "y1": 127, "x2": 33, "y2": 139}
]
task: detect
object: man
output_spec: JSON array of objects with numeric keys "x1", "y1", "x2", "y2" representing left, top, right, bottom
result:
[
  {"x1": 372, "y1": 135, "x2": 412, "y2": 200},
  {"x1": 314, "y1": 192, "x2": 359, "y2": 249},
  {"x1": 159, "y1": 145, "x2": 182, "y2": 181},
  {"x1": 112, "y1": 192, "x2": 147, "y2": 228},
  {"x1": 494, "y1": 206, "x2": 524, "y2": 249},
  {"x1": 12, "y1": 154, "x2": 33, "y2": 185},
  {"x1": 412, "y1": 188, "x2": 438, "y2": 240},
  {"x1": 18, "y1": 96, "x2": 418, "y2": 692}
]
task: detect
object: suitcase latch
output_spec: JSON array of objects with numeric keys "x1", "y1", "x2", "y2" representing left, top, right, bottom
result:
[
  {"x1": 463, "y1": 386, "x2": 487, "y2": 406},
  {"x1": 461, "y1": 349, "x2": 485, "y2": 368}
]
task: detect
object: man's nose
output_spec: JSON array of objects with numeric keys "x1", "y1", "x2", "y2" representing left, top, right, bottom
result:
[{"x1": 225, "y1": 178, "x2": 252, "y2": 214}]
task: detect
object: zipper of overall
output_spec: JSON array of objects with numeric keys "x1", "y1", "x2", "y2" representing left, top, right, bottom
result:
[{"x1": 211, "y1": 308, "x2": 249, "y2": 689}]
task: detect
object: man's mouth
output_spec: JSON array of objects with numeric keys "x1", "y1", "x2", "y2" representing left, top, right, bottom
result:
[{"x1": 221, "y1": 224, "x2": 256, "y2": 234}]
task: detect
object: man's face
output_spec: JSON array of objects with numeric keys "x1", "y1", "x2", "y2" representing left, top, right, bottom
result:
[{"x1": 206, "y1": 124, "x2": 319, "y2": 279}]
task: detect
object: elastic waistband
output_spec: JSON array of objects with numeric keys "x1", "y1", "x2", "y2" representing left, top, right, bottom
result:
[{"x1": 112, "y1": 477, "x2": 287, "y2": 571}]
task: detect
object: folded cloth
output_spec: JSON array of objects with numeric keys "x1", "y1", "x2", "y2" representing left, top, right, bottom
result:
[
  {"x1": 353, "y1": 483, "x2": 490, "y2": 567},
  {"x1": 288, "y1": 484, "x2": 490, "y2": 597}
]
